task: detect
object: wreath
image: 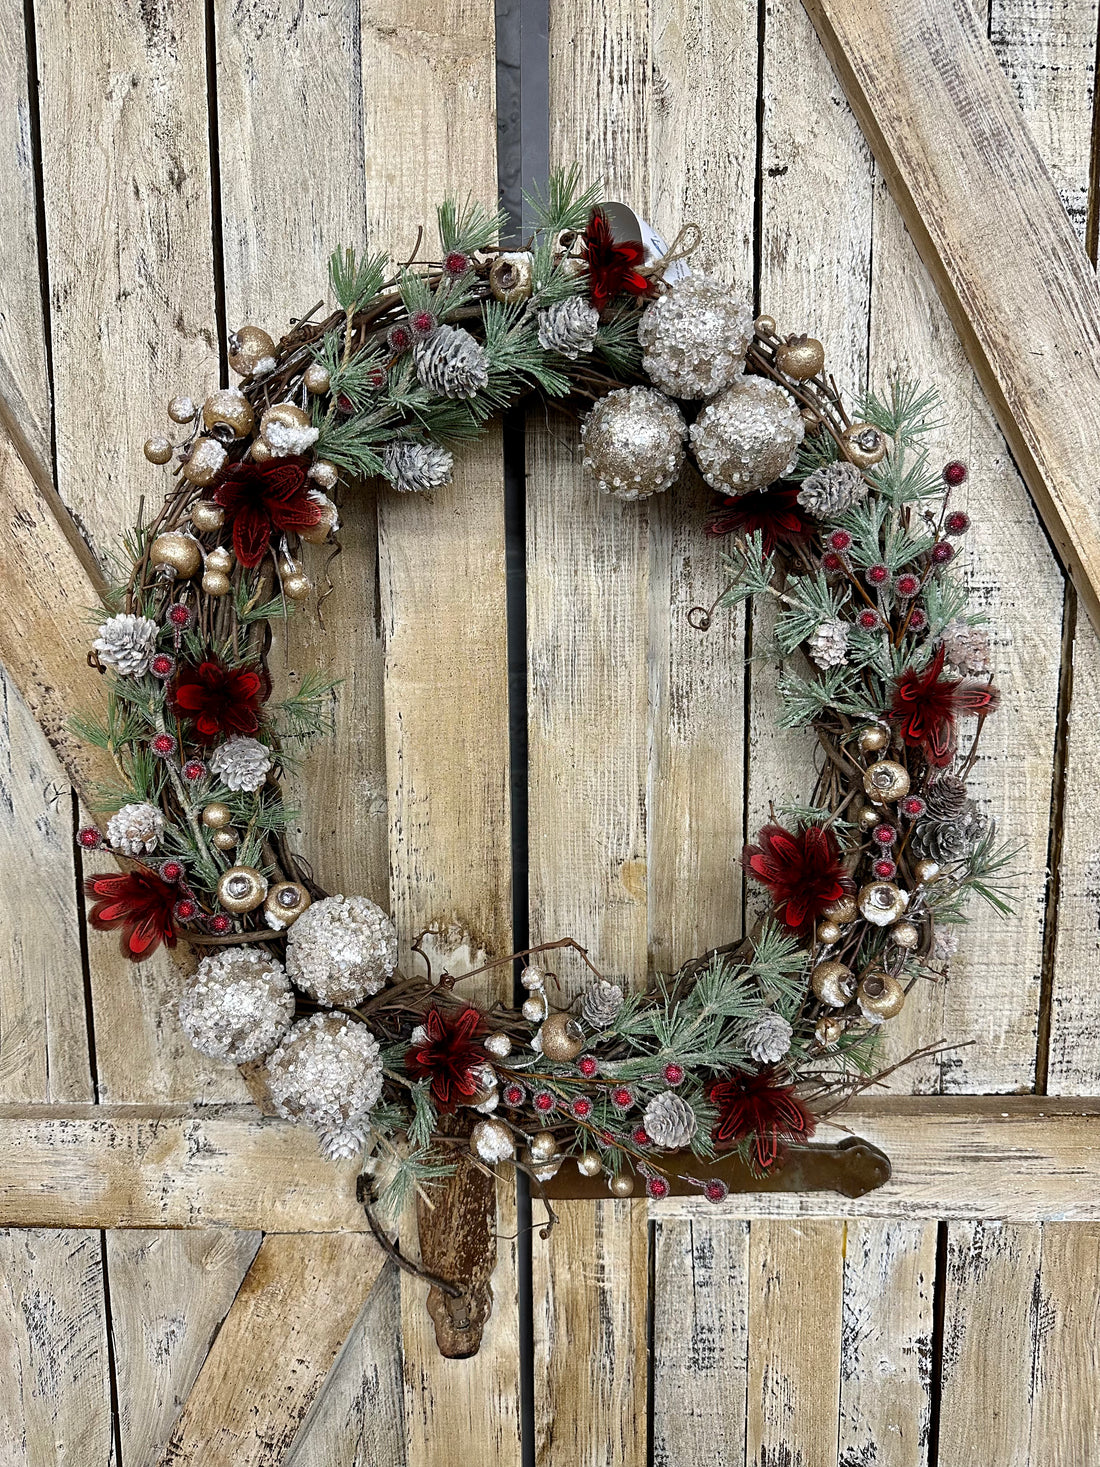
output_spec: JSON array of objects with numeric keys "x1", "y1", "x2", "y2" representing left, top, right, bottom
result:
[{"x1": 71, "y1": 169, "x2": 1012, "y2": 1219}]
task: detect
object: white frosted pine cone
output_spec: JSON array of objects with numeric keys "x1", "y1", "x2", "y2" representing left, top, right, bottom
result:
[
  {"x1": 209, "y1": 736, "x2": 272, "y2": 793},
  {"x1": 285, "y1": 893, "x2": 398, "y2": 1006},
  {"x1": 265, "y1": 1012, "x2": 383, "y2": 1160},
  {"x1": 689, "y1": 376, "x2": 804, "y2": 494},
  {"x1": 106, "y1": 801, "x2": 165, "y2": 856},
  {"x1": 940, "y1": 619, "x2": 991, "y2": 676},
  {"x1": 383, "y1": 439, "x2": 455, "y2": 494},
  {"x1": 581, "y1": 386, "x2": 687, "y2": 500},
  {"x1": 415, "y1": 325, "x2": 490, "y2": 399},
  {"x1": 796, "y1": 459, "x2": 868, "y2": 519},
  {"x1": 581, "y1": 979, "x2": 624, "y2": 1029},
  {"x1": 745, "y1": 1011, "x2": 794, "y2": 1065},
  {"x1": 93, "y1": 613, "x2": 160, "y2": 677},
  {"x1": 537, "y1": 297, "x2": 600, "y2": 359},
  {"x1": 637, "y1": 275, "x2": 753, "y2": 399},
  {"x1": 808, "y1": 618, "x2": 850, "y2": 670},
  {"x1": 178, "y1": 946, "x2": 294, "y2": 1064},
  {"x1": 643, "y1": 1090, "x2": 698, "y2": 1149}
]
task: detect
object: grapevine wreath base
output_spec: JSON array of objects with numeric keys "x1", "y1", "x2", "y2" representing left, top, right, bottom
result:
[{"x1": 73, "y1": 173, "x2": 1013, "y2": 1327}]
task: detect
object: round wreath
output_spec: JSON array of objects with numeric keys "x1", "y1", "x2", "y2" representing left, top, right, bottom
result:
[{"x1": 73, "y1": 170, "x2": 1011, "y2": 1216}]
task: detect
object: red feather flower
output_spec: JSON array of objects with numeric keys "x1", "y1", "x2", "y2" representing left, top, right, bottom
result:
[
  {"x1": 213, "y1": 458, "x2": 322, "y2": 568},
  {"x1": 169, "y1": 659, "x2": 270, "y2": 745},
  {"x1": 705, "y1": 484, "x2": 815, "y2": 552},
  {"x1": 890, "y1": 645, "x2": 999, "y2": 767},
  {"x1": 710, "y1": 1069, "x2": 816, "y2": 1170},
  {"x1": 582, "y1": 209, "x2": 649, "y2": 311},
  {"x1": 405, "y1": 1004, "x2": 489, "y2": 1112},
  {"x1": 742, "y1": 823, "x2": 848, "y2": 933},
  {"x1": 84, "y1": 870, "x2": 179, "y2": 961}
]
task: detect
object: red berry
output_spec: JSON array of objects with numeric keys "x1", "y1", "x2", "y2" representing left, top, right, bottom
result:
[
  {"x1": 151, "y1": 733, "x2": 176, "y2": 758},
  {"x1": 631, "y1": 1126, "x2": 649, "y2": 1146},
  {"x1": 931, "y1": 541, "x2": 955, "y2": 565},
  {"x1": 703, "y1": 1179, "x2": 729, "y2": 1203},
  {"x1": 387, "y1": 324, "x2": 413, "y2": 352},
  {"x1": 664, "y1": 1063, "x2": 685, "y2": 1085},
  {"x1": 828, "y1": 529, "x2": 852, "y2": 551},
  {"x1": 336, "y1": 393, "x2": 355, "y2": 414},
  {"x1": 150, "y1": 652, "x2": 175, "y2": 678},
  {"x1": 945, "y1": 510, "x2": 971, "y2": 535},
  {"x1": 894, "y1": 573, "x2": 920, "y2": 598},
  {"x1": 368, "y1": 367, "x2": 386, "y2": 390},
  {"x1": 173, "y1": 898, "x2": 199, "y2": 922},
  {"x1": 942, "y1": 460, "x2": 968, "y2": 486},
  {"x1": 444, "y1": 250, "x2": 470, "y2": 276},
  {"x1": 822, "y1": 552, "x2": 843, "y2": 572},
  {"x1": 411, "y1": 310, "x2": 436, "y2": 337},
  {"x1": 76, "y1": 825, "x2": 102, "y2": 850},
  {"x1": 900, "y1": 795, "x2": 925, "y2": 818},
  {"x1": 577, "y1": 1054, "x2": 599, "y2": 1078},
  {"x1": 182, "y1": 759, "x2": 206, "y2": 782},
  {"x1": 503, "y1": 1083, "x2": 525, "y2": 1107},
  {"x1": 866, "y1": 564, "x2": 889, "y2": 586},
  {"x1": 167, "y1": 602, "x2": 193, "y2": 628},
  {"x1": 572, "y1": 1097, "x2": 593, "y2": 1119},
  {"x1": 873, "y1": 857, "x2": 897, "y2": 880},
  {"x1": 207, "y1": 913, "x2": 233, "y2": 935},
  {"x1": 160, "y1": 859, "x2": 185, "y2": 883},
  {"x1": 857, "y1": 609, "x2": 880, "y2": 631},
  {"x1": 872, "y1": 823, "x2": 896, "y2": 846},
  {"x1": 610, "y1": 1086, "x2": 634, "y2": 1109},
  {"x1": 646, "y1": 1176, "x2": 671, "y2": 1199},
  {"x1": 533, "y1": 1091, "x2": 555, "y2": 1113},
  {"x1": 907, "y1": 608, "x2": 927, "y2": 630}
]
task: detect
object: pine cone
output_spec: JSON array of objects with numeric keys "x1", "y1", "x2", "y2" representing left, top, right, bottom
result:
[
  {"x1": 914, "y1": 802, "x2": 987, "y2": 864},
  {"x1": 414, "y1": 325, "x2": 490, "y2": 399},
  {"x1": 209, "y1": 736, "x2": 272, "y2": 793},
  {"x1": 643, "y1": 1090, "x2": 698, "y2": 1149},
  {"x1": 808, "y1": 618, "x2": 849, "y2": 669},
  {"x1": 285, "y1": 893, "x2": 398, "y2": 1006},
  {"x1": 537, "y1": 297, "x2": 600, "y2": 360},
  {"x1": 93, "y1": 613, "x2": 160, "y2": 677},
  {"x1": 922, "y1": 774, "x2": 969, "y2": 822},
  {"x1": 940, "y1": 619, "x2": 991, "y2": 675},
  {"x1": 106, "y1": 801, "x2": 165, "y2": 856},
  {"x1": 581, "y1": 979, "x2": 624, "y2": 1029},
  {"x1": 796, "y1": 460, "x2": 867, "y2": 519},
  {"x1": 383, "y1": 439, "x2": 454, "y2": 494},
  {"x1": 932, "y1": 926, "x2": 959, "y2": 962},
  {"x1": 745, "y1": 1011, "x2": 794, "y2": 1065}
]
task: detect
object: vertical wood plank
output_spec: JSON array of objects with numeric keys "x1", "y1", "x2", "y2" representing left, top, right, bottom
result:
[
  {"x1": 0, "y1": 1229, "x2": 115, "y2": 1467},
  {"x1": 937, "y1": 1220, "x2": 1041, "y2": 1467},
  {"x1": 106, "y1": 1230, "x2": 261, "y2": 1467},
  {"x1": 532, "y1": 1200, "x2": 649, "y2": 1467},
  {"x1": 837, "y1": 1220, "x2": 936, "y2": 1467},
  {"x1": 651, "y1": 1217, "x2": 750, "y2": 1467},
  {"x1": 1029, "y1": 1223, "x2": 1100, "y2": 1460},
  {"x1": 745, "y1": 1218, "x2": 844, "y2": 1467}
]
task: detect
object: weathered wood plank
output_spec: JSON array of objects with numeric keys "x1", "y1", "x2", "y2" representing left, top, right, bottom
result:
[
  {"x1": 0, "y1": 1229, "x2": 115, "y2": 1467},
  {"x1": 107, "y1": 1229, "x2": 261, "y2": 1467},
  {"x1": 532, "y1": 1199, "x2": 649, "y2": 1467},
  {"x1": 838, "y1": 1220, "x2": 936, "y2": 1466},
  {"x1": 3, "y1": 1099, "x2": 1100, "y2": 1227},
  {"x1": 800, "y1": 0, "x2": 1100, "y2": 635},
  {"x1": 159, "y1": 1233, "x2": 385, "y2": 1467},
  {"x1": 1029, "y1": 1223, "x2": 1100, "y2": 1459},
  {"x1": 745, "y1": 1218, "x2": 844, "y2": 1467},
  {"x1": 651, "y1": 1218, "x2": 750, "y2": 1467}
]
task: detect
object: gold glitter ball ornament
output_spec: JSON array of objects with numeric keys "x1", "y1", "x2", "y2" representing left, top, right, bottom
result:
[
  {"x1": 890, "y1": 919, "x2": 921, "y2": 950},
  {"x1": 581, "y1": 386, "x2": 687, "y2": 501},
  {"x1": 812, "y1": 959, "x2": 855, "y2": 1008},
  {"x1": 539, "y1": 1012, "x2": 585, "y2": 1063},
  {"x1": 817, "y1": 919, "x2": 842, "y2": 945},
  {"x1": 202, "y1": 388, "x2": 254, "y2": 439},
  {"x1": 144, "y1": 436, "x2": 174, "y2": 464},
  {"x1": 775, "y1": 334, "x2": 825, "y2": 380},
  {"x1": 201, "y1": 801, "x2": 233, "y2": 829},
  {"x1": 217, "y1": 865, "x2": 268, "y2": 914},
  {"x1": 858, "y1": 972, "x2": 906, "y2": 1022},
  {"x1": 228, "y1": 325, "x2": 277, "y2": 378},
  {"x1": 181, "y1": 437, "x2": 228, "y2": 486},
  {"x1": 689, "y1": 375, "x2": 804, "y2": 494},
  {"x1": 576, "y1": 1152, "x2": 602, "y2": 1177},
  {"x1": 304, "y1": 362, "x2": 332, "y2": 394},
  {"x1": 863, "y1": 760, "x2": 910, "y2": 803},
  {"x1": 637, "y1": 274, "x2": 754, "y2": 398},
  {"x1": 190, "y1": 499, "x2": 224, "y2": 532},
  {"x1": 206, "y1": 546, "x2": 233, "y2": 574},
  {"x1": 841, "y1": 421, "x2": 888, "y2": 469},
  {"x1": 609, "y1": 1172, "x2": 635, "y2": 1197},
  {"x1": 264, "y1": 881, "x2": 311, "y2": 931},
  {"x1": 754, "y1": 314, "x2": 777, "y2": 337},
  {"x1": 212, "y1": 828, "x2": 237, "y2": 851},
  {"x1": 150, "y1": 531, "x2": 202, "y2": 578},
  {"x1": 858, "y1": 725, "x2": 890, "y2": 754},
  {"x1": 202, "y1": 570, "x2": 231, "y2": 597},
  {"x1": 530, "y1": 1130, "x2": 557, "y2": 1162}
]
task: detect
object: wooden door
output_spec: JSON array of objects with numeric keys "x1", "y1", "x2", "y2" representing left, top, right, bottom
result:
[{"x1": 1, "y1": 0, "x2": 1099, "y2": 1462}]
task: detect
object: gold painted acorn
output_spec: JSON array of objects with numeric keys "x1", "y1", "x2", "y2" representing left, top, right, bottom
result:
[
  {"x1": 863, "y1": 760, "x2": 911, "y2": 803},
  {"x1": 775, "y1": 333, "x2": 825, "y2": 380},
  {"x1": 217, "y1": 865, "x2": 268, "y2": 914},
  {"x1": 150, "y1": 531, "x2": 202, "y2": 579},
  {"x1": 202, "y1": 388, "x2": 255, "y2": 440},
  {"x1": 190, "y1": 499, "x2": 225, "y2": 533},
  {"x1": 841, "y1": 421, "x2": 888, "y2": 469},
  {"x1": 488, "y1": 251, "x2": 534, "y2": 303},
  {"x1": 539, "y1": 1012, "x2": 585, "y2": 1063},
  {"x1": 228, "y1": 325, "x2": 277, "y2": 377},
  {"x1": 858, "y1": 881, "x2": 909, "y2": 927},
  {"x1": 812, "y1": 959, "x2": 855, "y2": 1008},
  {"x1": 822, "y1": 894, "x2": 859, "y2": 925},
  {"x1": 264, "y1": 881, "x2": 311, "y2": 930},
  {"x1": 858, "y1": 972, "x2": 906, "y2": 1021}
]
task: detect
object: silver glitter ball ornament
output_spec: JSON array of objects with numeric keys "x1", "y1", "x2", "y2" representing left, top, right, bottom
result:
[
  {"x1": 637, "y1": 275, "x2": 753, "y2": 399},
  {"x1": 265, "y1": 1012, "x2": 384, "y2": 1160},
  {"x1": 178, "y1": 946, "x2": 294, "y2": 1064},
  {"x1": 581, "y1": 386, "x2": 687, "y2": 501},
  {"x1": 285, "y1": 894, "x2": 398, "y2": 1006},
  {"x1": 689, "y1": 376, "x2": 804, "y2": 494}
]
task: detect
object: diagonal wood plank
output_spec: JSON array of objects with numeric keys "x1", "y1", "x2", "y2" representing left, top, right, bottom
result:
[
  {"x1": 801, "y1": 0, "x2": 1100, "y2": 634},
  {"x1": 159, "y1": 1233, "x2": 385, "y2": 1467}
]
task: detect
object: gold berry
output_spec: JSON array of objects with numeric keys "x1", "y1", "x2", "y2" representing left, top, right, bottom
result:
[
  {"x1": 815, "y1": 1015, "x2": 844, "y2": 1048},
  {"x1": 842, "y1": 422, "x2": 888, "y2": 469},
  {"x1": 858, "y1": 881, "x2": 910, "y2": 927},
  {"x1": 890, "y1": 919, "x2": 920, "y2": 950},
  {"x1": 299, "y1": 494, "x2": 339, "y2": 544},
  {"x1": 575, "y1": 1152, "x2": 602, "y2": 1177},
  {"x1": 190, "y1": 499, "x2": 224, "y2": 532},
  {"x1": 858, "y1": 804, "x2": 883, "y2": 831},
  {"x1": 812, "y1": 959, "x2": 855, "y2": 1008},
  {"x1": 211, "y1": 828, "x2": 238, "y2": 851},
  {"x1": 260, "y1": 401, "x2": 311, "y2": 447},
  {"x1": 858, "y1": 726, "x2": 889, "y2": 754},
  {"x1": 858, "y1": 972, "x2": 906, "y2": 1021},
  {"x1": 307, "y1": 460, "x2": 339, "y2": 492},
  {"x1": 205, "y1": 545, "x2": 234, "y2": 574},
  {"x1": 150, "y1": 531, "x2": 202, "y2": 579},
  {"x1": 202, "y1": 570, "x2": 231, "y2": 597},
  {"x1": 250, "y1": 438, "x2": 274, "y2": 463},
  {"x1": 216, "y1": 865, "x2": 268, "y2": 914},
  {"x1": 263, "y1": 881, "x2": 312, "y2": 930},
  {"x1": 753, "y1": 314, "x2": 777, "y2": 337},
  {"x1": 775, "y1": 334, "x2": 825, "y2": 380},
  {"x1": 202, "y1": 388, "x2": 255, "y2": 440},
  {"x1": 167, "y1": 395, "x2": 197, "y2": 423},
  {"x1": 144, "y1": 435, "x2": 174, "y2": 464},
  {"x1": 201, "y1": 801, "x2": 233, "y2": 830},
  {"x1": 913, "y1": 858, "x2": 941, "y2": 884},
  {"x1": 863, "y1": 760, "x2": 910, "y2": 803},
  {"x1": 609, "y1": 1172, "x2": 635, "y2": 1197},
  {"x1": 539, "y1": 1012, "x2": 585, "y2": 1063},
  {"x1": 181, "y1": 437, "x2": 227, "y2": 486},
  {"x1": 304, "y1": 362, "x2": 332, "y2": 394},
  {"x1": 488, "y1": 251, "x2": 534, "y2": 303},
  {"x1": 817, "y1": 919, "x2": 842, "y2": 946},
  {"x1": 228, "y1": 325, "x2": 277, "y2": 378},
  {"x1": 822, "y1": 894, "x2": 858, "y2": 925}
]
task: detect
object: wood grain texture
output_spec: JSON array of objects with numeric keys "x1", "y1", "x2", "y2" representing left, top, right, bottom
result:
[
  {"x1": 532, "y1": 1199, "x2": 649, "y2": 1467},
  {"x1": 745, "y1": 1218, "x2": 844, "y2": 1467},
  {"x1": 107, "y1": 1229, "x2": 261, "y2": 1467},
  {"x1": 1028, "y1": 1223, "x2": 1100, "y2": 1460},
  {"x1": 160, "y1": 1232, "x2": 385, "y2": 1467},
  {"x1": 651, "y1": 1218, "x2": 750, "y2": 1467},
  {"x1": 0, "y1": 1229, "x2": 115, "y2": 1467},
  {"x1": 800, "y1": 0, "x2": 1100, "y2": 637}
]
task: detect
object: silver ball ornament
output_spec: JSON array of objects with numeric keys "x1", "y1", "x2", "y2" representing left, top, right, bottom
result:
[
  {"x1": 581, "y1": 386, "x2": 687, "y2": 501},
  {"x1": 689, "y1": 375, "x2": 803, "y2": 494}
]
